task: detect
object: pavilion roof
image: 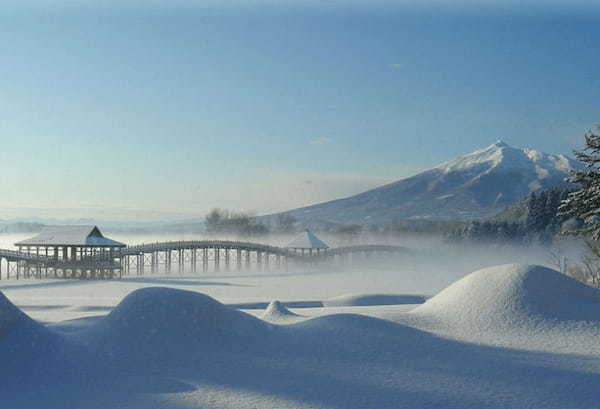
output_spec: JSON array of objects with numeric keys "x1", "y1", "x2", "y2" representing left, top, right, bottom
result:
[
  {"x1": 285, "y1": 230, "x2": 329, "y2": 249},
  {"x1": 15, "y1": 225, "x2": 126, "y2": 247}
]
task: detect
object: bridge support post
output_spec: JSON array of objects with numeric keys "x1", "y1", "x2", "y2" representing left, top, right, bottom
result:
[
  {"x1": 237, "y1": 249, "x2": 241, "y2": 271},
  {"x1": 192, "y1": 249, "x2": 197, "y2": 273},
  {"x1": 214, "y1": 248, "x2": 220, "y2": 271},
  {"x1": 203, "y1": 248, "x2": 208, "y2": 273},
  {"x1": 166, "y1": 250, "x2": 171, "y2": 274},
  {"x1": 178, "y1": 249, "x2": 183, "y2": 274}
]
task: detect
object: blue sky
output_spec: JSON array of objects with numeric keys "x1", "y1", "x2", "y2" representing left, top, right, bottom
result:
[{"x1": 0, "y1": 1, "x2": 599, "y2": 220}]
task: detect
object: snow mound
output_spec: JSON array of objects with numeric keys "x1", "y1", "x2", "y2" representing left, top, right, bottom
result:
[
  {"x1": 104, "y1": 287, "x2": 268, "y2": 341},
  {"x1": 324, "y1": 293, "x2": 427, "y2": 307},
  {"x1": 262, "y1": 300, "x2": 300, "y2": 320},
  {"x1": 412, "y1": 264, "x2": 600, "y2": 329},
  {"x1": 0, "y1": 291, "x2": 50, "y2": 343},
  {"x1": 0, "y1": 291, "x2": 62, "y2": 378},
  {"x1": 0, "y1": 291, "x2": 29, "y2": 338}
]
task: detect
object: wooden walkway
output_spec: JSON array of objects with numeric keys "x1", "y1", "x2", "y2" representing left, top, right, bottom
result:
[{"x1": 0, "y1": 241, "x2": 410, "y2": 280}]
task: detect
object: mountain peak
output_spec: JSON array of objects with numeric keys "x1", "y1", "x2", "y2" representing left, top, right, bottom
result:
[
  {"x1": 491, "y1": 140, "x2": 510, "y2": 148},
  {"x1": 273, "y1": 142, "x2": 579, "y2": 225},
  {"x1": 436, "y1": 141, "x2": 569, "y2": 174}
]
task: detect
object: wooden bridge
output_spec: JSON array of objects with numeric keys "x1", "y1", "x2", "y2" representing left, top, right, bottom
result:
[{"x1": 0, "y1": 240, "x2": 410, "y2": 280}]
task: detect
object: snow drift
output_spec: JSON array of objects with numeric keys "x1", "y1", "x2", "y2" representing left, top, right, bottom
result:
[
  {"x1": 262, "y1": 300, "x2": 300, "y2": 320},
  {"x1": 4, "y1": 277, "x2": 600, "y2": 409},
  {"x1": 0, "y1": 290, "x2": 29, "y2": 338},
  {"x1": 0, "y1": 291, "x2": 65, "y2": 385},
  {"x1": 0, "y1": 290, "x2": 53, "y2": 347},
  {"x1": 324, "y1": 293, "x2": 427, "y2": 307},
  {"x1": 103, "y1": 287, "x2": 269, "y2": 341},
  {"x1": 412, "y1": 264, "x2": 600, "y2": 330}
]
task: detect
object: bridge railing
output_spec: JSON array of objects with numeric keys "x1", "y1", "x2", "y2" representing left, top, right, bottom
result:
[
  {"x1": 107, "y1": 240, "x2": 298, "y2": 258},
  {"x1": 0, "y1": 249, "x2": 54, "y2": 262},
  {"x1": 0, "y1": 242, "x2": 411, "y2": 264}
]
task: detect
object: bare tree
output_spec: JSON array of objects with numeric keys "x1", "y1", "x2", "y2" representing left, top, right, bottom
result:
[
  {"x1": 205, "y1": 208, "x2": 269, "y2": 237},
  {"x1": 576, "y1": 239, "x2": 600, "y2": 287},
  {"x1": 275, "y1": 214, "x2": 297, "y2": 234},
  {"x1": 548, "y1": 244, "x2": 570, "y2": 274},
  {"x1": 333, "y1": 224, "x2": 363, "y2": 245}
]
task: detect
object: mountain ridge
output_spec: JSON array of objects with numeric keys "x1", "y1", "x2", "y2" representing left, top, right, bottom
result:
[{"x1": 269, "y1": 142, "x2": 581, "y2": 225}]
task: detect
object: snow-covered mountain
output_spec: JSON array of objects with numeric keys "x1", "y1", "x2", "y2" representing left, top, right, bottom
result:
[{"x1": 275, "y1": 141, "x2": 581, "y2": 224}]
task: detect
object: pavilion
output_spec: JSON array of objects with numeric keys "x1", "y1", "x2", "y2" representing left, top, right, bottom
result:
[
  {"x1": 15, "y1": 225, "x2": 126, "y2": 278},
  {"x1": 285, "y1": 230, "x2": 329, "y2": 256}
]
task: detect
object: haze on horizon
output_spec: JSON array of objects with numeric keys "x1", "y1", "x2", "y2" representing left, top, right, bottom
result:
[{"x1": 1, "y1": 0, "x2": 598, "y2": 221}]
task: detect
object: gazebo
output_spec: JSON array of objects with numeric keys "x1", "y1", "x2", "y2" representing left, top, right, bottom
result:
[
  {"x1": 285, "y1": 230, "x2": 329, "y2": 256},
  {"x1": 15, "y1": 225, "x2": 126, "y2": 278}
]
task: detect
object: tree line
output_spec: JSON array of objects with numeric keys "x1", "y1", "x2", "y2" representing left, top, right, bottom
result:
[
  {"x1": 446, "y1": 187, "x2": 575, "y2": 246},
  {"x1": 204, "y1": 209, "x2": 297, "y2": 237}
]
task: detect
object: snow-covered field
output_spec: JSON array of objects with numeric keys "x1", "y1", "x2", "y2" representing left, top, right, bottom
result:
[{"x1": 1, "y1": 232, "x2": 599, "y2": 409}]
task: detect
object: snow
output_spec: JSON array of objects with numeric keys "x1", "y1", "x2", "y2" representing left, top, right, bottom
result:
[
  {"x1": 323, "y1": 293, "x2": 427, "y2": 307},
  {"x1": 535, "y1": 164, "x2": 550, "y2": 179},
  {"x1": 529, "y1": 179, "x2": 542, "y2": 191},
  {"x1": 103, "y1": 287, "x2": 268, "y2": 340},
  {"x1": 0, "y1": 290, "x2": 25, "y2": 334},
  {"x1": 2, "y1": 262, "x2": 600, "y2": 408},
  {"x1": 406, "y1": 264, "x2": 600, "y2": 355},
  {"x1": 412, "y1": 264, "x2": 600, "y2": 328},
  {"x1": 0, "y1": 292, "x2": 69, "y2": 397},
  {"x1": 262, "y1": 300, "x2": 301, "y2": 322},
  {"x1": 435, "y1": 141, "x2": 579, "y2": 177},
  {"x1": 435, "y1": 141, "x2": 506, "y2": 173}
]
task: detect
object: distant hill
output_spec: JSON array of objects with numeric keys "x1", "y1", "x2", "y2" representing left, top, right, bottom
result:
[
  {"x1": 0, "y1": 222, "x2": 45, "y2": 234},
  {"x1": 0, "y1": 220, "x2": 206, "y2": 235},
  {"x1": 269, "y1": 141, "x2": 581, "y2": 225}
]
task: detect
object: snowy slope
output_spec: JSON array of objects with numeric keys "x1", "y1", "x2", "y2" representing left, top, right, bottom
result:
[
  {"x1": 3, "y1": 268, "x2": 600, "y2": 409},
  {"x1": 276, "y1": 141, "x2": 580, "y2": 224},
  {"x1": 412, "y1": 264, "x2": 600, "y2": 329}
]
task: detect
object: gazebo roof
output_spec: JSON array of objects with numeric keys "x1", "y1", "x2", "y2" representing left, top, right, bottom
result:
[
  {"x1": 285, "y1": 230, "x2": 329, "y2": 249},
  {"x1": 15, "y1": 225, "x2": 126, "y2": 247}
]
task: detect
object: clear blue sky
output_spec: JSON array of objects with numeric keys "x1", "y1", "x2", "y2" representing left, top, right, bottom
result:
[{"x1": 0, "y1": 1, "x2": 599, "y2": 221}]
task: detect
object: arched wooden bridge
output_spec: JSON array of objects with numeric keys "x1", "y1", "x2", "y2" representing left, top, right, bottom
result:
[
  {"x1": 322, "y1": 244, "x2": 412, "y2": 257},
  {"x1": 0, "y1": 241, "x2": 410, "y2": 280}
]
